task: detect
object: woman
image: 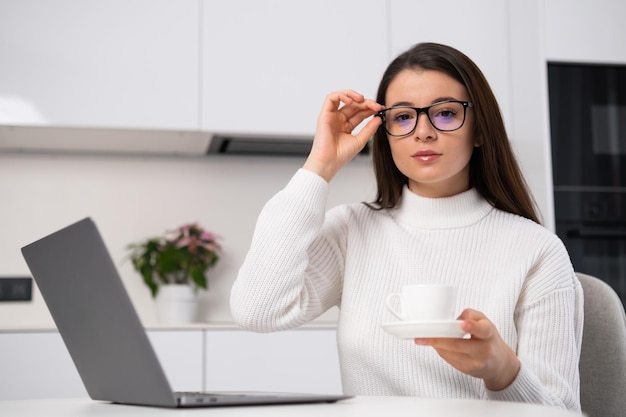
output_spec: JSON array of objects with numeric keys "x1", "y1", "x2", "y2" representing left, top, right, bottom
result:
[{"x1": 230, "y1": 42, "x2": 583, "y2": 411}]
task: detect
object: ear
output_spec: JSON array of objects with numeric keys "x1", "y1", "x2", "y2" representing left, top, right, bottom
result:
[{"x1": 472, "y1": 126, "x2": 484, "y2": 147}]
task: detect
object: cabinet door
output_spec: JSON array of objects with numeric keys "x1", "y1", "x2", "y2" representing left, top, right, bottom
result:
[
  {"x1": 201, "y1": 0, "x2": 388, "y2": 136},
  {"x1": 544, "y1": 0, "x2": 626, "y2": 63},
  {"x1": 0, "y1": 0, "x2": 199, "y2": 130},
  {"x1": 147, "y1": 329, "x2": 204, "y2": 391},
  {"x1": 204, "y1": 329, "x2": 342, "y2": 394},
  {"x1": 388, "y1": 0, "x2": 513, "y2": 133},
  {"x1": 0, "y1": 332, "x2": 86, "y2": 400},
  {"x1": 0, "y1": 330, "x2": 204, "y2": 400}
]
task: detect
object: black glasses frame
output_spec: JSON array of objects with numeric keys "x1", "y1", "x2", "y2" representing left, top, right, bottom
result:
[{"x1": 377, "y1": 100, "x2": 473, "y2": 136}]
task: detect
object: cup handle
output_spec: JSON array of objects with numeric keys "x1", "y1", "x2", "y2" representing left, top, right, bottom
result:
[{"x1": 385, "y1": 293, "x2": 404, "y2": 320}]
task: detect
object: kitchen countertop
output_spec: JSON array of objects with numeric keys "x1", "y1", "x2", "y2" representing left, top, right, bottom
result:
[{"x1": 0, "y1": 321, "x2": 338, "y2": 333}]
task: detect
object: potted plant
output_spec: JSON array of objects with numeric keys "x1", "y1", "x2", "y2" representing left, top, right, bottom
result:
[{"x1": 126, "y1": 223, "x2": 222, "y2": 323}]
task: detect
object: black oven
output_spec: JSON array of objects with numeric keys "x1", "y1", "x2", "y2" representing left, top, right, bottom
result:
[{"x1": 548, "y1": 62, "x2": 626, "y2": 306}]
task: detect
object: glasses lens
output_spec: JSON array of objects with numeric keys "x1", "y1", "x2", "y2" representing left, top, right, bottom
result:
[
  {"x1": 428, "y1": 101, "x2": 466, "y2": 131},
  {"x1": 384, "y1": 107, "x2": 418, "y2": 136}
]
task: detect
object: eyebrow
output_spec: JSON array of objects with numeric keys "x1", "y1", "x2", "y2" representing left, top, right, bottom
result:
[{"x1": 388, "y1": 96, "x2": 460, "y2": 108}]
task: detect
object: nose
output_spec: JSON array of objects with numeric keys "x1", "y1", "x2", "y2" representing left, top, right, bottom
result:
[{"x1": 412, "y1": 111, "x2": 436, "y2": 142}]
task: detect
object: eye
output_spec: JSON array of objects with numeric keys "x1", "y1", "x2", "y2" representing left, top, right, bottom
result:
[
  {"x1": 394, "y1": 112, "x2": 413, "y2": 122},
  {"x1": 433, "y1": 108, "x2": 458, "y2": 119},
  {"x1": 388, "y1": 108, "x2": 416, "y2": 123}
]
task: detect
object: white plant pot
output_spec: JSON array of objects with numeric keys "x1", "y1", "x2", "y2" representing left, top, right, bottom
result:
[{"x1": 155, "y1": 284, "x2": 198, "y2": 324}]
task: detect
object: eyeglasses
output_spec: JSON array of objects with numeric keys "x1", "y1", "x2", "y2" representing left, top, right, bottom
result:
[{"x1": 377, "y1": 100, "x2": 473, "y2": 136}]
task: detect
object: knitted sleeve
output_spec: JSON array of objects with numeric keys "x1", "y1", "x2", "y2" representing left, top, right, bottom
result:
[
  {"x1": 486, "y1": 234, "x2": 584, "y2": 412},
  {"x1": 230, "y1": 169, "x2": 345, "y2": 332}
]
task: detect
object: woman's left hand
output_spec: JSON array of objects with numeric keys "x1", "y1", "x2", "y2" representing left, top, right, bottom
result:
[{"x1": 414, "y1": 308, "x2": 521, "y2": 391}]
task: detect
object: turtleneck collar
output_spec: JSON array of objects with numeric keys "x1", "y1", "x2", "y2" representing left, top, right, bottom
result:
[{"x1": 393, "y1": 186, "x2": 494, "y2": 229}]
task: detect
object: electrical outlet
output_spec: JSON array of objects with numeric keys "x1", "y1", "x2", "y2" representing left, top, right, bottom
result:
[{"x1": 0, "y1": 277, "x2": 33, "y2": 301}]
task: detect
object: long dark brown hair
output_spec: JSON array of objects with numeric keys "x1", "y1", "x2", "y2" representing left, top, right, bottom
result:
[{"x1": 370, "y1": 42, "x2": 540, "y2": 224}]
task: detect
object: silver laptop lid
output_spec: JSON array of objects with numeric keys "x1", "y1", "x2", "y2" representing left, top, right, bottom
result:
[{"x1": 21, "y1": 218, "x2": 178, "y2": 407}]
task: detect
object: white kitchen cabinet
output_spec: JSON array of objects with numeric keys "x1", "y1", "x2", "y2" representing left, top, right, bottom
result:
[
  {"x1": 146, "y1": 329, "x2": 205, "y2": 392},
  {"x1": 387, "y1": 0, "x2": 513, "y2": 134},
  {"x1": 0, "y1": 332, "x2": 86, "y2": 400},
  {"x1": 0, "y1": 329, "x2": 203, "y2": 400},
  {"x1": 204, "y1": 329, "x2": 342, "y2": 394},
  {"x1": 0, "y1": 327, "x2": 341, "y2": 400},
  {"x1": 0, "y1": 0, "x2": 199, "y2": 130},
  {"x1": 544, "y1": 0, "x2": 626, "y2": 64},
  {"x1": 201, "y1": 0, "x2": 389, "y2": 136}
]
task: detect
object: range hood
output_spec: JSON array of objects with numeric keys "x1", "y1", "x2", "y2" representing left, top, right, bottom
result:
[
  {"x1": 207, "y1": 133, "x2": 317, "y2": 156},
  {"x1": 0, "y1": 125, "x2": 337, "y2": 157},
  {"x1": 0, "y1": 125, "x2": 371, "y2": 157}
]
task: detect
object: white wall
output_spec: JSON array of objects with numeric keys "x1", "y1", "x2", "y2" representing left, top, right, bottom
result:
[{"x1": 0, "y1": 153, "x2": 374, "y2": 327}]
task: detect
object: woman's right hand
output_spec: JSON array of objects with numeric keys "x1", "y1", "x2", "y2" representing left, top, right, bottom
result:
[{"x1": 303, "y1": 90, "x2": 384, "y2": 182}]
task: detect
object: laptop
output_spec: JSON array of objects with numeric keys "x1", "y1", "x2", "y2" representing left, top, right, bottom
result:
[{"x1": 21, "y1": 217, "x2": 351, "y2": 408}]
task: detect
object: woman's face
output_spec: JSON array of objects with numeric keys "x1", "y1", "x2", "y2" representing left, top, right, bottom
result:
[{"x1": 384, "y1": 68, "x2": 478, "y2": 198}]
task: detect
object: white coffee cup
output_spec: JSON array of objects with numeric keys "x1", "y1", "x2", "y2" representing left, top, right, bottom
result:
[{"x1": 385, "y1": 284, "x2": 457, "y2": 321}]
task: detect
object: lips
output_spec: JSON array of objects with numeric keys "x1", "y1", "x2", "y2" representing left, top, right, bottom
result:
[{"x1": 412, "y1": 150, "x2": 441, "y2": 162}]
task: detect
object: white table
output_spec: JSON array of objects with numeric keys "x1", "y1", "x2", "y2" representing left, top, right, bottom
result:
[{"x1": 0, "y1": 397, "x2": 583, "y2": 416}]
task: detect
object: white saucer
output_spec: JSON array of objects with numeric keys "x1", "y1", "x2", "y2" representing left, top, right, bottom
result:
[{"x1": 382, "y1": 319, "x2": 468, "y2": 339}]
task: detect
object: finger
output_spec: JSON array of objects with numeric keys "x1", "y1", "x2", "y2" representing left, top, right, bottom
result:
[
  {"x1": 357, "y1": 99, "x2": 385, "y2": 116},
  {"x1": 464, "y1": 319, "x2": 494, "y2": 340},
  {"x1": 344, "y1": 107, "x2": 379, "y2": 130},
  {"x1": 353, "y1": 115, "x2": 382, "y2": 144},
  {"x1": 338, "y1": 97, "x2": 380, "y2": 118},
  {"x1": 338, "y1": 89, "x2": 365, "y2": 105},
  {"x1": 457, "y1": 309, "x2": 495, "y2": 340},
  {"x1": 457, "y1": 308, "x2": 485, "y2": 321},
  {"x1": 415, "y1": 337, "x2": 468, "y2": 351},
  {"x1": 320, "y1": 94, "x2": 343, "y2": 115},
  {"x1": 324, "y1": 90, "x2": 364, "y2": 112},
  {"x1": 341, "y1": 99, "x2": 385, "y2": 126}
]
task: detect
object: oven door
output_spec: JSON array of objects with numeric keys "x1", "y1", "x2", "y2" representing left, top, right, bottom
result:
[
  {"x1": 549, "y1": 62, "x2": 626, "y2": 189},
  {"x1": 558, "y1": 223, "x2": 626, "y2": 306}
]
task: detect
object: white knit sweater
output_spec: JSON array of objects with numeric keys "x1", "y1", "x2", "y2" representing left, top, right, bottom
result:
[{"x1": 230, "y1": 169, "x2": 583, "y2": 411}]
